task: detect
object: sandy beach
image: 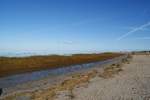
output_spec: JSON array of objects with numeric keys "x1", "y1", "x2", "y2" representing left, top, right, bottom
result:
[{"x1": 1, "y1": 54, "x2": 150, "y2": 100}]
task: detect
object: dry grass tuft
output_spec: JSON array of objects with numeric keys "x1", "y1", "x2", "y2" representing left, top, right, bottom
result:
[
  {"x1": 121, "y1": 54, "x2": 132, "y2": 64},
  {"x1": 99, "y1": 55, "x2": 133, "y2": 79},
  {"x1": 99, "y1": 63, "x2": 123, "y2": 79}
]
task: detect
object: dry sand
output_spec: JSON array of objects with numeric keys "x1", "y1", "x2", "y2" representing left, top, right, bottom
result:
[{"x1": 56, "y1": 55, "x2": 150, "y2": 100}]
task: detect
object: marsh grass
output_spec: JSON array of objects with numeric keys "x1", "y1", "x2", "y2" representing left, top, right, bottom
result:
[{"x1": 0, "y1": 53, "x2": 123, "y2": 77}]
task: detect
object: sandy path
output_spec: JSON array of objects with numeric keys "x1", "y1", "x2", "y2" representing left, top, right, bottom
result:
[{"x1": 56, "y1": 55, "x2": 150, "y2": 100}]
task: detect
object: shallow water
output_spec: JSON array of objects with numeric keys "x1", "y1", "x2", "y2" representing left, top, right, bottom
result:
[{"x1": 0, "y1": 55, "x2": 127, "y2": 88}]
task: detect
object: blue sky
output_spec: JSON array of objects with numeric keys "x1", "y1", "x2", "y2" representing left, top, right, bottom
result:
[{"x1": 0, "y1": 0, "x2": 150, "y2": 55}]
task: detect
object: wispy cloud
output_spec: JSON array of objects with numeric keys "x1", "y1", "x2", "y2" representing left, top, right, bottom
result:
[
  {"x1": 117, "y1": 22, "x2": 150, "y2": 40},
  {"x1": 123, "y1": 26, "x2": 149, "y2": 31}
]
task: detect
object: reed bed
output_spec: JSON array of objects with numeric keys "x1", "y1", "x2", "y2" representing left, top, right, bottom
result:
[{"x1": 0, "y1": 53, "x2": 123, "y2": 77}]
